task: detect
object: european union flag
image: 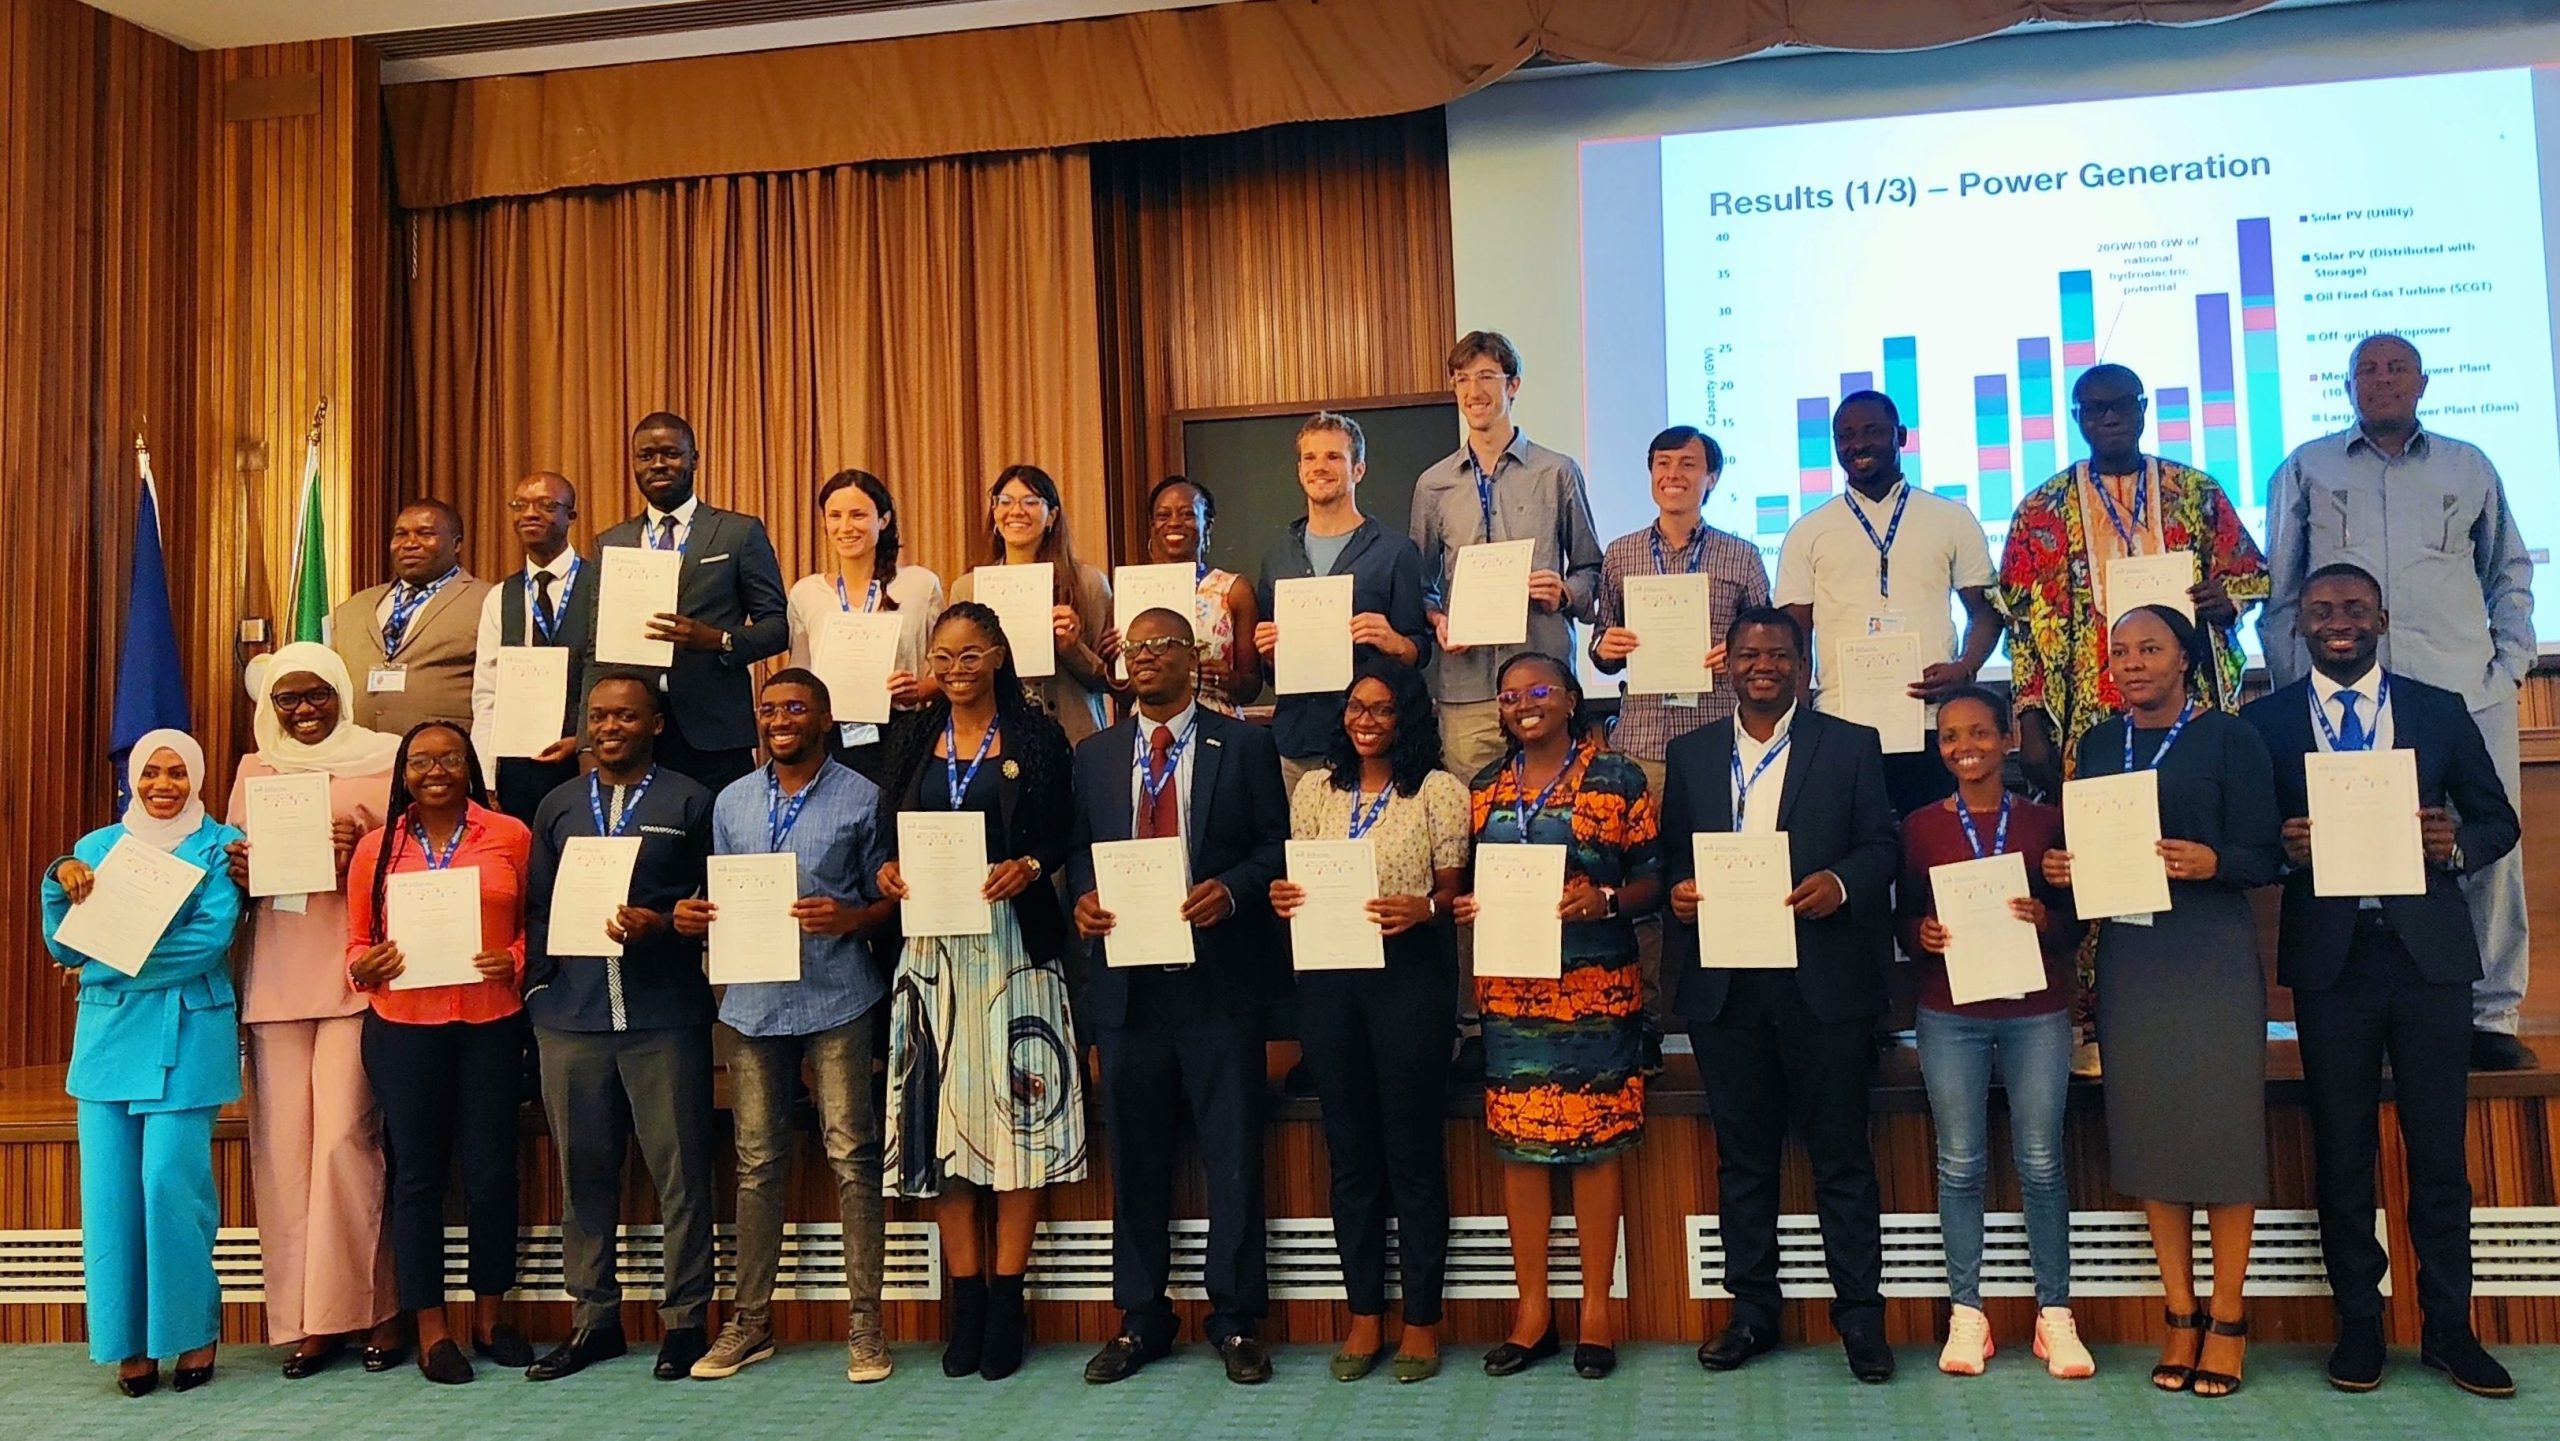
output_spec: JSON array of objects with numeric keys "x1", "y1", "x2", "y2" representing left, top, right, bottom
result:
[{"x1": 109, "y1": 442, "x2": 190, "y2": 812}]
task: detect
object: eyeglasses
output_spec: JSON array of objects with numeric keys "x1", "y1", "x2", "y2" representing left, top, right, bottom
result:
[
  {"x1": 270, "y1": 687, "x2": 335, "y2": 713},
  {"x1": 1451, "y1": 368, "x2": 1509, "y2": 388},
  {"x1": 991, "y1": 495, "x2": 1049, "y2": 514},
  {"x1": 504, "y1": 498, "x2": 570, "y2": 515},
  {"x1": 404, "y1": 751, "x2": 468, "y2": 774},
  {"x1": 1495, "y1": 684, "x2": 1561, "y2": 707},
  {"x1": 2074, "y1": 396, "x2": 2147, "y2": 421},
  {"x1": 1122, "y1": 636, "x2": 1199, "y2": 658},
  {"x1": 1343, "y1": 701, "x2": 1398, "y2": 723},
  {"x1": 928, "y1": 648, "x2": 997, "y2": 673},
  {"x1": 755, "y1": 700, "x2": 814, "y2": 719}
]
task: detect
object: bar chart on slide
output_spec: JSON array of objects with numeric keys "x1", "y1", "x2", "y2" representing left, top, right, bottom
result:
[{"x1": 1658, "y1": 67, "x2": 2559, "y2": 550}]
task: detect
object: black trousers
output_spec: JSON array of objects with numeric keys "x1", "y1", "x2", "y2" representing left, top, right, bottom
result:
[
  {"x1": 1690, "y1": 970, "x2": 1885, "y2": 1331},
  {"x1": 656, "y1": 713, "x2": 756, "y2": 795},
  {"x1": 361, "y1": 1011, "x2": 525, "y2": 1312},
  {"x1": 1298, "y1": 936, "x2": 1455, "y2": 1325},
  {"x1": 2296, "y1": 917, "x2": 2475, "y2": 1335},
  {"x1": 495, "y1": 755, "x2": 579, "y2": 825},
  {"x1": 1097, "y1": 998, "x2": 1265, "y2": 1344}
]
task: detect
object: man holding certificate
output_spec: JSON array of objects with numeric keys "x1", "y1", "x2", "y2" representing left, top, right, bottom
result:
[
  {"x1": 1661, "y1": 607, "x2": 1901, "y2": 1384},
  {"x1": 469, "y1": 471, "x2": 595, "y2": 821},
  {"x1": 522, "y1": 674, "x2": 719, "y2": 1384},
  {"x1": 672, "y1": 670, "x2": 897, "y2": 1384},
  {"x1": 1068, "y1": 607, "x2": 1289, "y2": 1387},
  {"x1": 2241, "y1": 563, "x2": 2520, "y2": 1398}
]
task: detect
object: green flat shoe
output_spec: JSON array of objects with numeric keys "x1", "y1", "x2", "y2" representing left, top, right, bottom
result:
[
  {"x1": 1330, "y1": 1348, "x2": 1383, "y2": 1382},
  {"x1": 1392, "y1": 1351, "x2": 1442, "y2": 1383}
]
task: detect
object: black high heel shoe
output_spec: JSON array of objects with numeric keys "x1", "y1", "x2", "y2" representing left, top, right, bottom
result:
[
  {"x1": 2151, "y1": 1307, "x2": 2205, "y2": 1392},
  {"x1": 116, "y1": 1364, "x2": 159, "y2": 1398},
  {"x1": 173, "y1": 1345, "x2": 217, "y2": 1392}
]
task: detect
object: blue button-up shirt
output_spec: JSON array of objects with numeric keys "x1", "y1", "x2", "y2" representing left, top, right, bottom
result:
[
  {"x1": 710, "y1": 759, "x2": 891, "y2": 1038},
  {"x1": 2261, "y1": 424, "x2": 2537, "y2": 710}
]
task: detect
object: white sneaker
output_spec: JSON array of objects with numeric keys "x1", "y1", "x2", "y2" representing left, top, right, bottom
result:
[
  {"x1": 1938, "y1": 1305, "x2": 1993, "y2": 1376},
  {"x1": 2070, "y1": 1039, "x2": 2103, "y2": 1079},
  {"x1": 2035, "y1": 1306, "x2": 2096, "y2": 1379},
  {"x1": 691, "y1": 1318, "x2": 775, "y2": 1379},
  {"x1": 846, "y1": 1325, "x2": 893, "y2": 1384}
]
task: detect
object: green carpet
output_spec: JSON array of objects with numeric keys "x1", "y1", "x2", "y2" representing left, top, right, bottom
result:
[{"x1": 10, "y1": 1342, "x2": 2551, "y2": 1439}]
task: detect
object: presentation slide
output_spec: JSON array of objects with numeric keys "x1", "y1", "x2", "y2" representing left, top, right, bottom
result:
[{"x1": 1565, "y1": 63, "x2": 2560, "y2": 659}]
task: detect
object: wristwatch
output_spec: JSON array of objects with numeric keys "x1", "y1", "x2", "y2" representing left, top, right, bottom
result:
[
  {"x1": 1600, "y1": 885, "x2": 1620, "y2": 919},
  {"x1": 719, "y1": 629, "x2": 736, "y2": 654},
  {"x1": 1022, "y1": 855, "x2": 1043, "y2": 879}
]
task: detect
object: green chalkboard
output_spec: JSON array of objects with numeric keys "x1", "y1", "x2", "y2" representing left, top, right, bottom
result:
[{"x1": 1173, "y1": 396, "x2": 1461, "y2": 581}]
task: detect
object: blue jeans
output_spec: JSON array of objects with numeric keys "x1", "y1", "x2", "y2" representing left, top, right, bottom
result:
[{"x1": 1916, "y1": 1007, "x2": 2073, "y2": 1309}]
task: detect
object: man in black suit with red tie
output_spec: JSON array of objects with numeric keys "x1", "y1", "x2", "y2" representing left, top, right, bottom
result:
[
  {"x1": 2241, "y1": 562, "x2": 2519, "y2": 1399},
  {"x1": 1662, "y1": 606, "x2": 1902, "y2": 1384},
  {"x1": 1068, "y1": 607, "x2": 1290, "y2": 1387}
]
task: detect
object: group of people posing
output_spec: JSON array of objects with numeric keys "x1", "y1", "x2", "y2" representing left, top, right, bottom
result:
[{"x1": 43, "y1": 327, "x2": 2533, "y2": 1404}]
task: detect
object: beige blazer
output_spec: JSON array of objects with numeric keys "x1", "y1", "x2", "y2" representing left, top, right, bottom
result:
[{"x1": 330, "y1": 572, "x2": 492, "y2": 739}]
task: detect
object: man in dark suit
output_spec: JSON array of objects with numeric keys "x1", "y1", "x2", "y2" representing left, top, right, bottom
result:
[
  {"x1": 2240, "y1": 562, "x2": 2519, "y2": 1399},
  {"x1": 596, "y1": 412, "x2": 789, "y2": 793},
  {"x1": 1068, "y1": 607, "x2": 1290, "y2": 1387},
  {"x1": 470, "y1": 471, "x2": 596, "y2": 821},
  {"x1": 1663, "y1": 605, "x2": 1902, "y2": 1383}
]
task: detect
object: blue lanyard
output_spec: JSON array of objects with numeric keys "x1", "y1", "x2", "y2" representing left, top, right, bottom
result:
[
  {"x1": 1469, "y1": 430, "x2": 1515, "y2": 541},
  {"x1": 1347, "y1": 781, "x2": 1395, "y2": 840},
  {"x1": 1135, "y1": 719, "x2": 1198, "y2": 814},
  {"x1": 1955, "y1": 792, "x2": 2013, "y2": 860},
  {"x1": 2122, "y1": 701, "x2": 2198, "y2": 773},
  {"x1": 650, "y1": 510, "x2": 685, "y2": 551},
  {"x1": 2085, "y1": 459, "x2": 2152, "y2": 552},
  {"x1": 1510, "y1": 743, "x2": 1580, "y2": 834},
  {"x1": 766, "y1": 764, "x2": 822, "y2": 849},
  {"x1": 406, "y1": 814, "x2": 468, "y2": 870},
  {"x1": 832, "y1": 574, "x2": 883, "y2": 613},
  {"x1": 2310, "y1": 674, "x2": 2389, "y2": 752},
  {"x1": 943, "y1": 714, "x2": 999, "y2": 809},
  {"x1": 587, "y1": 768, "x2": 657, "y2": 837},
  {"x1": 384, "y1": 569, "x2": 457, "y2": 655},
  {"x1": 1730, "y1": 730, "x2": 1792, "y2": 831},
  {"x1": 1649, "y1": 521, "x2": 1707, "y2": 576},
  {"x1": 525, "y1": 557, "x2": 580, "y2": 642},
  {"x1": 1843, "y1": 484, "x2": 1910, "y2": 598}
]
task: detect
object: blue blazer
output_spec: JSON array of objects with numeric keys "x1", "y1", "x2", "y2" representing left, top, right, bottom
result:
[
  {"x1": 2240, "y1": 673, "x2": 2519, "y2": 991},
  {"x1": 1067, "y1": 708, "x2": 1290, "y2": 1028},
  {"x1": 41, "y1": 818, "x2": 246, "y2": 1112}
]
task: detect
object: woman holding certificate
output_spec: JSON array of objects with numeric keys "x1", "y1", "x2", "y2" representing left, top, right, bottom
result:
[
  {"x1": 222, "y1": 642, "x2": 404, "y2": 1376},
  {"x1": 1452, "y1": 653, "x2": 1661, "y2": 1381},
  {"x1": 1267, "y1": 659, "x2": 1467, "y2": 1382},
  {"x1": 1896, "y1": 687, "x2": 2090, "y2": 1380},
  {"x1": 2043, "y1": 605, "x2": 2282, "y2": 1398},
  {"x1": 785, "y1": 469, "x2": 945, "y2": 779},
  {"x1": 1105, "y1": 477, "x2": 1260, "y2": 714},
  {"x1": 42, "y1": 731, "x2": 245, "y2": 1396},
  {"x1": 946, "y1": 465, "x2": 1115, "y2": 744},
  {"x1": 875, "y1": 601, "x2": 1086, "y2": 1380},
  {"x1": 341, "y1": 721, "x2": 537, "y2": 1383}
]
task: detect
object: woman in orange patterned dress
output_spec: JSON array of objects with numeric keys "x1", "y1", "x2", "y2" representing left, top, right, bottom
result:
[{"x1": 1453, "y1": 653, "x2": 1661, "y2": 1381}]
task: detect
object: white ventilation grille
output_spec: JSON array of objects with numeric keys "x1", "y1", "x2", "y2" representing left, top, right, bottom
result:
[
  {"x1": 1025, "y1": 1217, "x2": 1628, "y2": 1302},
  {"x1": 2469, "y1": 1207, "x2": 2560, "y2": 1294},
  {"x1": 1685, "y1": 1209, "x2": 2393, "y2": 1298}
]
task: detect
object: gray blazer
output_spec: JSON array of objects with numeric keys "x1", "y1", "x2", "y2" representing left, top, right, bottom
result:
[{"x1": 595, "y1": 502, "x2": 790, "y2": 753}]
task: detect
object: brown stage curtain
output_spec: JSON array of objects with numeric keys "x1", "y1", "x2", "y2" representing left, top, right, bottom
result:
[
  {"x1": 386, "y1": 0, "x2": 2281, "y2": 209},
  {"x1": 398, "y1": 149, "x2": 1107, "y2": 593}
]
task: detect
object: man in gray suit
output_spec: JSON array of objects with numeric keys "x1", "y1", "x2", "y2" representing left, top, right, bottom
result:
[{"x1": 596, "y1": 412, "x2": 790, "y2": 792}]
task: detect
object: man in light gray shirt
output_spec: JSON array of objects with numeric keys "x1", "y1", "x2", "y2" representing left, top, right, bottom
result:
[{"x1": 2261, "y1": 333, "x2": 2539, "y2": 1070}]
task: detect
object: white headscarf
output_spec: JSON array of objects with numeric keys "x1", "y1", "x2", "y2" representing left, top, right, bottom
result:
[
  {"x1": 246, "y1": 642, "x2": 400, "y2": 777},
  {"x1": 121, "y1": 728, "x2": 209, "y2": 851}
]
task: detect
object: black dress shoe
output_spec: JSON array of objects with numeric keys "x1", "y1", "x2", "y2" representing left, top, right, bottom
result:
[
  {"x1": 1842, "y1": 1326, "x2": 1896, "y2": 1384},
  {"x1": 282, "y1": 1340, "x2": 343, "y2": 1379},
  {"x1": 362, "y1": 1342, "x2": 406, "y2": 1373},
  {"x1": 1083, "y1": 1333, "x2": 1172, "y2": 1385},
  {"x1": 2422, "y1": 1332, "x2": 2516, "y2": 1398},
  {"x1": 474, "y1": 1324, "x2": 534, "y2": 1370},
  {"x1": 2471, "y1": 1030, "x2": 2538, "y2": 1072},
  {"x1": 173, "y1": 1359, "x2": 216, "y2": 1392},
  {"x1": 2328, "y1": 1316, "x2": 2386, "y2": 1392},
  {"x1": 525, "y1": 1326, "x2": 627, "y2": 1382},
  {"x1": 117, "y1": 1365, "x2": 159, "y2": 1398},
  {"x1": 1698, "y1": 1321, "x2": 1777, "y2": 1372},
  {"x1": 1481, "y1": 1326, "x2": 1560, "y2": 1377},
  {"x1": 653, "y1": 1326, "x2": 709, "y2": 1380},
  {"x1": 418, "y1": 1340, "x2": 475, "y2": 1385},
  {"x1": 1640, "y1": 1029, "x2": 1665, "y2": 1078},
  {"x1": 1573, "y1": 1343, "x2": 1617, "y2": 1379},
  {"x1": 1218, "y1": 1335, "x2": 1273, "y2": 1385}
]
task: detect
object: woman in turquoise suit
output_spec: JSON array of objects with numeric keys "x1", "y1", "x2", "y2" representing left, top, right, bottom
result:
[{"x1": 40, "y1": 728, "x2": 246, "y2": 1397}]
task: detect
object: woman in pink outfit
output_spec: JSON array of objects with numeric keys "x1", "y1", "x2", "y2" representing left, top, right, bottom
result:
[{"x1": 223, "y1": 642, "x2": 404, "y2": 1375}]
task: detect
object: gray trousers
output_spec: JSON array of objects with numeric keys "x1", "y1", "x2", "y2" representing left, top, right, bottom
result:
[
  {"x1": 726, "y1": 1018, "x2": 884, "y2": 1331},
  {"x1": 2466, "y1": 694, "x2": 2531, "y2": 1034},
  {"x1": 537, "y1": 1024, "x2": 716, "y2": 1330}
]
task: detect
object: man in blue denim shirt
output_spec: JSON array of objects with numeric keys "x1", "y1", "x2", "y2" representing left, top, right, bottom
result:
[{"x1": 2262, "y1": 334, "x2": 2540, "y2": 1069}]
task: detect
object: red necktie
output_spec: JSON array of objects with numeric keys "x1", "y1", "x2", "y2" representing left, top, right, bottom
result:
[{"x1": 1138, "y1": 724, "x2": 1178, "y2": 839}]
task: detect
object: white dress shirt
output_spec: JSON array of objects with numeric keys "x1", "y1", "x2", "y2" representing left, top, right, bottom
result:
[
  {"x1": 645, "y1": 493, "x2": 702, "y2": 552},
  {"x1": 2307, "y1": 662, "x2": 2395, "y2": 753},
  {"x1": 1730, "y1": 703, "x2": 1797, "y2": 836},
  {"x1": 1127, "y1": 701, "x2": 1200, "y2": 839},
  {"x1": 469, "y1": 548, "x2": 583, "y2": 785}
]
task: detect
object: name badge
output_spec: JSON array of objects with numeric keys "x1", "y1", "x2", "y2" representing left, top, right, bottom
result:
[
  {"x1": 1664, "y1": 693, "x2": 1699, "y2": 709},
  {"x1": 368, "y1": 665, "x2": 408, "y2": 694},
  {"x1": 1862, "y1": 613, "x2": 1903, "y2": 637}
]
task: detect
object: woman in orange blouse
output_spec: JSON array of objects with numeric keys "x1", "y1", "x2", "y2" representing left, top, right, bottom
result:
[{"x1": 342, "y1": 721, "x2": 536, "y2": 1384}]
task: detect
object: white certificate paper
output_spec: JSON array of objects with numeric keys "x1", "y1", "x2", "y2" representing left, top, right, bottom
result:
[
  {"x1": 1445, "y1": 539, "x2": 1535, "y2": 648},
  {"x1": 2062, "y1": 770, "x2": 2171, "y2": 920},
  {"x1": 1094, "y1": 836, "x2": 1192, "y2": 968},
  {"x1": 549, "y1": 835, "x2": 643, "y2": 956},
  {"x1": 1690, "y1": 832, "x2": 1796, "y2": 968},
  {"x1": 1112, "y1": 563, "x2": 1199, "y2": 681},
  {"x1": 492, "y1": 646, "x2": 572, "y2": 758},
  {"x1": 813, "y1": 611, "x2": 902, "y2": 726},
  {"x1": 52, "y1": 837, "x2": 206, "y2": 977},
  {"x1": 1623, "y1": 573, "x2": 1714, "y2": 697},
  {"x1": 595, "y1": 546, "x2": 682, "y2": 666},
  {"x1": 1286, "y1": 839, "x2": 1383, "y2": 972},
  {"x1": 386, "y1": 866, "x2": 484, "y2": 990},
  {"x1": 896, "y1": 811, "x2": 992, "y2": 937},
  {"x1": 242, "y1": 771, "x2": 336, "y2": 897},
  {"x1": 707, "y1": 853, "x2": 804, "y2": 984},
  {"x1": 2308, "y1": 748, "x2": 2426, "y2": 898},
  {"x1": 1471, "y1": 842, "x2": 1566, "y2": 979},
  {"x1": 972, "y1": 563, "x2": 1056, "y2": 678},
  {"x1": 1273, "y1": 575, "x2": 1354, "y2": 696},
  {"x1": 2105, "y1": 551, "x2": 2197, "y2": 623},
  {"x1": 1830, "y1": 632, "x2": 1926, "y2": 754},
  {"x1": 1930, "y1": 851, "x2": 2047, "y2": 1005}
]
